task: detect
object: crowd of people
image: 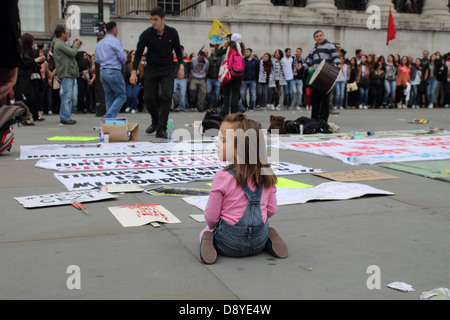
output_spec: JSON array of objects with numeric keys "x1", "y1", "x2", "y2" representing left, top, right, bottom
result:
[
  {"x1": 3, "y1": 13, "x2": 450, "y2": 130},
  {"x1": 173, "y1": 44, "x2": 450, "y2": 114}
]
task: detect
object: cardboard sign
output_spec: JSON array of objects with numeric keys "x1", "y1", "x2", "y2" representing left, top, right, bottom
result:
[
  {"x1": 108, "y1": 204, "x2": 181, "y2": 227},
  {"x1": 15, "y1": 189, "x2": 117, "y2": 208},
  {"x1": 313, "y1": 170, "x2": 399, "y2": 182}
]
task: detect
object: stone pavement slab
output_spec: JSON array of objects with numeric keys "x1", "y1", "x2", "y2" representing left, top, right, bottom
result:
[{"x1": 1, "y1": 108, "x2": 449, "y2": 301}]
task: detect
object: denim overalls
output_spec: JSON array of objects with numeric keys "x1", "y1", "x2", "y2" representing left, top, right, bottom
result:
[{"x1": 213, "y1": 169, "x2": 269, "y2": 257}]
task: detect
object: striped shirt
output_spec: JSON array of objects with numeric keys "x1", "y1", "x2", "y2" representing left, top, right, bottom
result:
[{"x1": 303, "y1": 39, "x2": 341, "y2": 70}]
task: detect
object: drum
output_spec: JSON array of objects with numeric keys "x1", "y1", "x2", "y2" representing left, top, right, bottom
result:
[{"x1": 309, "y1": 60, "x2": 340, "y2": 94}]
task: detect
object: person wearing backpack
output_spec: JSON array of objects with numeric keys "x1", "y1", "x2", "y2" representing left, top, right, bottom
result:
[{"x1": 222, "y1": 33, "x2": 245, "y2": 116}]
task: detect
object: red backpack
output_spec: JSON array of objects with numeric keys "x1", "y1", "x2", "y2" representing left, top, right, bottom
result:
[{"x1": 228, "y1": 49, "x2": 245, "y2": 77}]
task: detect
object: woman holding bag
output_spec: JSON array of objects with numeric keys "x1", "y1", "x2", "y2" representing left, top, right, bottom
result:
[{"x1": 222, "y1": 33, "x2": 245, "y2": 115}]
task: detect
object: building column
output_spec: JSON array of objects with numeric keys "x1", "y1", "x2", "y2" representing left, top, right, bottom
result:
[
  {"x1": 421, "y1": 0, "x2": 450, "y2": 16},
  {"x1": 305, "y1": 0, "x2": 338, "y2": 14},
  {"x1": 238, "y1": 0, "x2": 273, "y2": 9},
  {"x1": 366, "y1": 0, "x2": 395, "y2": 15}
]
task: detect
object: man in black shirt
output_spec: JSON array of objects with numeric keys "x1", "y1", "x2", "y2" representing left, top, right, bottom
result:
[{"x1": 130, "y1": 7, "x2": 184, "y2": 139}]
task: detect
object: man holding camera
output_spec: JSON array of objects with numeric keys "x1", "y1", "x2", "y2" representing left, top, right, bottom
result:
[{"x1": 52, "y1": 25, "x2": 80, "y2": 124}]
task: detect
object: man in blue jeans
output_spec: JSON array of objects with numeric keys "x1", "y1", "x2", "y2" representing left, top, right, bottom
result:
[
  {"x1": 240, "y1": 48, "x2": 258, "y2": 111},
  {"x1": 52, "y1": 25, "x2": 80, "y2": 124},
  {"x1": 173, "y1": 46, "x2": 189, "y2": 112},
  {"x1": 95, "y1": 22, "x2": 127, "y2": 118}
]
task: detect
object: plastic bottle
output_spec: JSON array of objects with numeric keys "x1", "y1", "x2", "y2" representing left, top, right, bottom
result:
[
  {"x1": 347, "y1": 155, "x2": 361, "y2": 164},
  {"x1": 167, "y1": 116, "x2": 175, "y2": 141}
]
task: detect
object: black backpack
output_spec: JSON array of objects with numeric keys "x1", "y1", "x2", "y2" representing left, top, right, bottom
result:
[
  {"x1": 201, "y1": 110, "x2": 223, "y2": 134},
  {"x1": 284, "y1": 116, "x2": 332, "y2": 134}
]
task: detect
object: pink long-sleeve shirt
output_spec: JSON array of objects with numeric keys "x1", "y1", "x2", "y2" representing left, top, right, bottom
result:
[{"x1": 204, "y1": 170, "x2": 277, "y2": 230}]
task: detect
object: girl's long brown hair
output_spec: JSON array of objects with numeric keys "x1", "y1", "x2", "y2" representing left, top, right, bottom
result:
[{"x1": 222, "y1": 113, "x2": 277, "y2": 189}]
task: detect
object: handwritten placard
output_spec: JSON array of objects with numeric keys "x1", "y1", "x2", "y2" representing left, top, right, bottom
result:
[
  {"x1": 14, "y1": 189, "x2": 117, "y2": 208},
  {"x1": 108, "y1": 204, "x2": 181, "y2": 227},
  {"x1": 313, "y1": 169, "x2": 399, "y2": 182},
  {"x1": 278, "y1": 136, "x2": 450, "y2": 165}
]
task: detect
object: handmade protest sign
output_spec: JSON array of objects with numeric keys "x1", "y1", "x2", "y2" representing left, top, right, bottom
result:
[
  {"x1": 35, "y1": 154, "x2": 225, "y2": 171},
  {"x1": 54, "y1": 162, "x2": 323, "y2": 191},
  {"x1": 14, "y1": 189, "x2": 117, "y2": 208},
  {"x1": 277, "y1": 135, "x2": 450, "y2": 165},
  {"x1": 108, "y1": 204, "x2": 181, "y2": 227},
  {"x1": 313, "y1": 170, "x2": 399, "y2": 182},
  {"x1": 19, "y1": 141, "x2": 216, "y2": 160}
]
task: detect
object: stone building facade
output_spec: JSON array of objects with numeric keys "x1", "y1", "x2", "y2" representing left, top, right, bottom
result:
[{"x1": 20, "y1": 0, "x2": 450, "y2": 58}]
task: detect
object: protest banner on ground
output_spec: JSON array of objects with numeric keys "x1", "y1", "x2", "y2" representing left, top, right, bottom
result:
[
  {"x1": 54, "y1": 162, "x2": 323, "y2": 191},
  {"x1": 14, "y1": 189, "x2": 117, "y2": 208},
  {"x1": 19, "y1": 141, "x2": 216, "y2": 160},
  {"x1": 35, "y1": 154, "x2": 225, "y2": 171},
  {"x1": 277, "y1": 135, "x2": 450, "y2": 165},
  {"x1": 108, "y1": 204, "x2": 181, "y2": 227},
  {"x1": 182, "y1": 182, "x2": 394, "y2": 211}
]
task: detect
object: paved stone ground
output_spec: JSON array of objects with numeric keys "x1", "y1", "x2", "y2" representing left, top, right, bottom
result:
[{"x1": 0, "y1": 106, "x2": 449, "y2": 301}]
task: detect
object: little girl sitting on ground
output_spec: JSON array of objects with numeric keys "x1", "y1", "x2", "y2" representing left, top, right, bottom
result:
[{"x1": 200, "y1": 112, "x2": 288, "y2": 264}]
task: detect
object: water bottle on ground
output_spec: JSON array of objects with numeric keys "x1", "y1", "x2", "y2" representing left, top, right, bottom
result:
[
  {"x1": 347, "y1": 155, "x2": 362, "y2": 164},
  {"x1": 167, "y1": 116, "x2": 175, "y2": 141}
]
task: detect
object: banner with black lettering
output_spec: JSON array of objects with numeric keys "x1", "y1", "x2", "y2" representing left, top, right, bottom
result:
[
  {"x1": 54, "y1": 162, "x2": 323, "y2": 191},
  {"x1": 15, "y1": 189, "x2": 117, "y2": 208},
  {"x1": 36, "y1": 154, "x2": 225, "y2": 171}
]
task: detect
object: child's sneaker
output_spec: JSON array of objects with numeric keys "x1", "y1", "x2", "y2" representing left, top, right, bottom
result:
[
  {"x1": 200, "y1": 231, "x2": 217, "y2": 264},
  {"x1": 266, "y1": 227, "x2": 288, "y2": 259}
]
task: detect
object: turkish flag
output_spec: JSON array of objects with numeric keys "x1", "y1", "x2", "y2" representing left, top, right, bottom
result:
[{"x1": 386, "y1": 7, "x2": 396, "y2": 46}]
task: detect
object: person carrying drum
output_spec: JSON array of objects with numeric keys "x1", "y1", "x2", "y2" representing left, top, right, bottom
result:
[{"x1": 303, "y1": 30, "x2": 342, "y2": 122}]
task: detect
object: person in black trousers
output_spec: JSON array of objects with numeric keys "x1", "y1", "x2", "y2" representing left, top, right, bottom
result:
[
  {"x1": 302, "y1": 30, "x2": 342, "y2": 122},
  {"x1": 130, "y1": 7, "x2": 184, "y2": 139},
  {"x1": 222, "y1": 33, "x2": 245, "y2": 115}
]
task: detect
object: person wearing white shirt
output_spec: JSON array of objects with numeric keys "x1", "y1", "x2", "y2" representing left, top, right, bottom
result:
[{"x1": 281, "y1": 48, "x2": 294, "y2": 109}]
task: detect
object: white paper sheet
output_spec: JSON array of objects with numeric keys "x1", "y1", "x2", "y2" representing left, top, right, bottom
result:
[
  {"x1": 182, "y1": 182, "x2": 394, "y2": 211},
  {"x1": 14, "y1": 189, "x2": 117, "y2": 208}
]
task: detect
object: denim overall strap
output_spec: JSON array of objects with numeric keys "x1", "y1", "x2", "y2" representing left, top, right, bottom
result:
[{"x1": 213, "y1": 169, "x2": 269, "y2": 257}]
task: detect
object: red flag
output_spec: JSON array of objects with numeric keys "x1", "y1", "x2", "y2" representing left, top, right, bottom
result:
[{"x1": 386, "y1": 7, "x2": 396, "y2": 46}]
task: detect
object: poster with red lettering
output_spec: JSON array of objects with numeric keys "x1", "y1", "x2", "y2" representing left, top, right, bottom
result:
[
  {"x1": 278, "y1": 136, "x2": 450, "y2": 165},
  {"x1": 108, "y1": 204, "x2": 181, "y2": 227}
]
